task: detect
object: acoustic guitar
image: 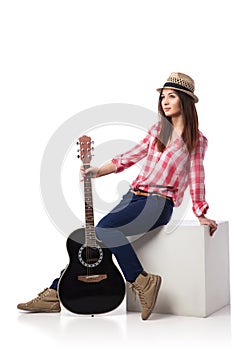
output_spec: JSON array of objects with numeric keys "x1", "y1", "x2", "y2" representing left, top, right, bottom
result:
[{"x1": 58, "y1": 135, "x2": 125, "y2": 314}]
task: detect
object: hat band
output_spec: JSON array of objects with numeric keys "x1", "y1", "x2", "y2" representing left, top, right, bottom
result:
[{"x1": 163, "y1": 82, "x2": 193, "y2": 93}]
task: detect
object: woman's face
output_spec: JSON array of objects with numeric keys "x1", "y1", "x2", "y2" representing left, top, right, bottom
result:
[{"x1": 160, "y1": 89, "x2": 182, "y2": 117}]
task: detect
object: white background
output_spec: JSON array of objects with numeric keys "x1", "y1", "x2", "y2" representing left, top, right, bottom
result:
[{"x1": 1, "y1": 0, "x2": 232, "y2": 349}]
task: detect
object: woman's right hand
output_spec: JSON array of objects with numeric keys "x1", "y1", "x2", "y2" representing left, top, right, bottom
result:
[{"x1": 80, "y1": 166, "x2": 99, "y2": 181}]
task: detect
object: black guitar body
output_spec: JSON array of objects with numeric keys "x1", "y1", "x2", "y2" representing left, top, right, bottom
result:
[{"x1": 58, "y1": 228, "x2": 126, "y2": 314}]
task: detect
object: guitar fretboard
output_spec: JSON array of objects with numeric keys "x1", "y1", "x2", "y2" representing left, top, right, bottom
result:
[{"x1": 83, "y1": 164, "x2": 96, "y2": 247}]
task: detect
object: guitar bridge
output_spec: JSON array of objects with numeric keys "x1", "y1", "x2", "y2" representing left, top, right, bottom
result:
[{"x1": 78, "y1": 274, "x2": 107, "y2": 283}]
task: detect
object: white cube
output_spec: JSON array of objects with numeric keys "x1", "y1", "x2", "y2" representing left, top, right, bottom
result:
[{"x1": 127, "y1": 221, "x2": 230, "y2": 317}]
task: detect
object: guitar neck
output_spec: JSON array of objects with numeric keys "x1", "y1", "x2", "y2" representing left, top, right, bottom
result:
[{"x1": 83, "y1": 164, "x2": 96, "y2": 246}]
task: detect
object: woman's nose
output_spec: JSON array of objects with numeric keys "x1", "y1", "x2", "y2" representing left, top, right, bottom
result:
[{"x1": 163, "y1": 97, "x2": 168, "y2": 105}]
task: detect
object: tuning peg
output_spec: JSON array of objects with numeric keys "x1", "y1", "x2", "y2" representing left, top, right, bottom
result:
[{"x1": 76, "y1": 141, "x2": 79, "y2": 145}]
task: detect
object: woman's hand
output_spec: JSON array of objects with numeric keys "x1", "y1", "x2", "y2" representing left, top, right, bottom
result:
[
  {"x1": 80, "y1": 161, "x2": 117, "y2": 181},
  {"x1": 198, "y1": 215, "x2": 218, "y2": 237},
  {"x1": 80, "y1": 166, "x2": 99, "y2": 181}
]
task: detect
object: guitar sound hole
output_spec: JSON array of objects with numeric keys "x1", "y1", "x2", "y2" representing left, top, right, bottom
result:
[{"x1": 78, "y1": 245, "x2": 103, "y2": 268}]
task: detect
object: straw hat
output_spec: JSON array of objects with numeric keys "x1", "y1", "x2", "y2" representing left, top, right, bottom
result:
[{"x1": 156, "y1": 72, "x2": 199, "y2": 103}]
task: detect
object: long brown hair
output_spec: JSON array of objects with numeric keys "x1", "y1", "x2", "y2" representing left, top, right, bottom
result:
[{"x1": 157, "y1": 89, "x2": 199, "y2": 154}]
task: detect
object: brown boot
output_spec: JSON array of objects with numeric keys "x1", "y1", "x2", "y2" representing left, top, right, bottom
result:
[
  {"x1": 17, "y1": 288, "x2": 61, "y2": 313},
  {"x1": 131, "y1": 273, "x2": 162, "y2": 320}
]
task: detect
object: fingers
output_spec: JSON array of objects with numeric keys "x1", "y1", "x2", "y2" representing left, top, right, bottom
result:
[
  {"x1": 199, "y1": 216, "x2": 218, "y2": 237},
  {"x1": 209, "y1": 220, "x2": 218, "y2": 237},
  {"x1": 80, "y1": 166, "x2": 98, "y2": 181}
]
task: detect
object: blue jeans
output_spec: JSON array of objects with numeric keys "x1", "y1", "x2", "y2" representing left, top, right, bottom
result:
[{"x1": 50, "y1": 190, "x2": 173, "y2": 288}]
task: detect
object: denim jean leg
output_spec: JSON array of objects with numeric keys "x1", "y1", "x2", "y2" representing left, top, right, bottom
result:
[
  {"x1": 96, "y1": 225, "x2": 143, "y2": 282},
  {"x1": 49, "y1": 270, "x2": 64, "y2": 290},
  {"x1": 96, "y1": 192, "x2": 174, "y2": 283}
]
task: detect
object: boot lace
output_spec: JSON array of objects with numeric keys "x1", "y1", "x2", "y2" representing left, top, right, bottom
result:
[
  {"x1": 130, "y1": 284, "x2": 147, "y2": 307},
  {"x1": 32, "y1": 288, "x2": 50, "y2": 303}
]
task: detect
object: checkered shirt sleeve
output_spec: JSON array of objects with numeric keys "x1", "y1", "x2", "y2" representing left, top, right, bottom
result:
[
  {"x1": 112, "y1": 124, "x2": 159, "y2": 172},
  {"x1": 188, "y1": 133, "x2": 209, "y2": 216}
]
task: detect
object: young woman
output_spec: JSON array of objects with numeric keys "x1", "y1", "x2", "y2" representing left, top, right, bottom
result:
[{"x1": 17, "y1": 72, "x2": 217, "y2": 320}]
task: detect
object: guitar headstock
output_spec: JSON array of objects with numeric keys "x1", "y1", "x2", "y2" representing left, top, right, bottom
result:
[{"x1": 77, "y1": 135, "x2": 94, "y2": 164}]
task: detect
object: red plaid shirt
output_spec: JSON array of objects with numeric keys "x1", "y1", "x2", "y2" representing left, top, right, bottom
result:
[{"x1": 112, "y1": 123, "x2": 209, "y2": 217}]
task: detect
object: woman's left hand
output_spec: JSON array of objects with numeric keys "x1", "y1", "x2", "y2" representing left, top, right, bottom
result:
[{"x1": 198, "y1": 215, "x2": 218, "y2": 236}]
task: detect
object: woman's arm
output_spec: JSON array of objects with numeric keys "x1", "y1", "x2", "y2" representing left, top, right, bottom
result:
[
  {"x1": 188, "y1": 133, "x2": 209, "y2": 217},
  {"x1": 189, "y1": 132, "x2": 217, "y2": 236},
  {"x1": 112, "y1": 123, "x2": 160, "y2": 173}
]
